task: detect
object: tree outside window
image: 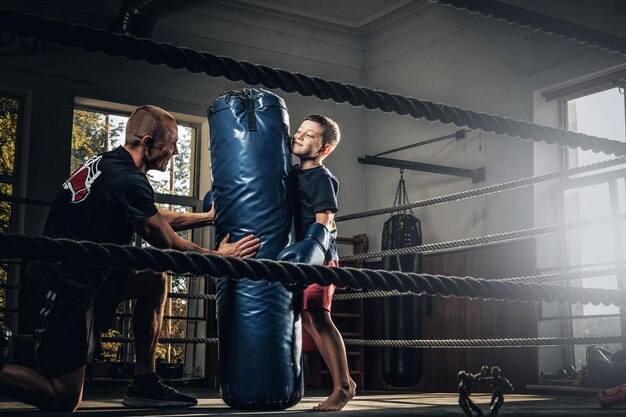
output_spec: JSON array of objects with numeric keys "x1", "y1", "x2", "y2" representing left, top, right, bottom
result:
[{"x1": 0, "y1": 96, "x2": 19, "y2": 324}]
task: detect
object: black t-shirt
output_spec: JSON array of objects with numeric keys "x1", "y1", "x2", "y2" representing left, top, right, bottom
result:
[
  {"x1": 292, "y1": 165, "x2": 339, "y2": 261},
  {"x1": 33, "y1": 146, "x2": 158, "y2": 293},
  {"x1": 45, "y1": 146, "x2": 158, "y2": 244}
]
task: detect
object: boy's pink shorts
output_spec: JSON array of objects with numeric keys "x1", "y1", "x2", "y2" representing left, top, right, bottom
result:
[{"x1": 301, "y1": 259, "x2": 338, "y2": 312}]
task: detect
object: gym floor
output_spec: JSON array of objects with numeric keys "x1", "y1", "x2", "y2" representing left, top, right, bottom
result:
[{"x1": 0, "y1": 388, "x2": 621, "y2": 416}]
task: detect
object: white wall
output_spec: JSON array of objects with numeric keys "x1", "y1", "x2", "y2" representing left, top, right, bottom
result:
[{"x1": 355, "y1": 2, "x2": 624, "y2": 253}]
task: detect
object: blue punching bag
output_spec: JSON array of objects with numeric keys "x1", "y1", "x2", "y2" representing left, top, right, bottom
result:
[
  {"x1": 381, "y1": 213, "x2": 423, "y2": 387},
  {"x1": 209, "y1": 88, "x2": 303, "y2": 410}
]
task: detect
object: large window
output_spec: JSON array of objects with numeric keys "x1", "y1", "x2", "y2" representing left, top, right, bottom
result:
[
  {"x1": 71, "y1": 105, "x2": 206, "y2": 376},
  {"x1": 562, "y1": 86, "x2": 626, "y2": 367},
  {"x1": 0, "y1": 95, "x2": 21, "y2": 328}
]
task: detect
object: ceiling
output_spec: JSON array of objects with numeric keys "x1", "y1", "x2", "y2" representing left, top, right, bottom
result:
[
  {"x1": 1, "y1": 0, "x2": 625, "y2": 38},
  {"x1": 220, "y1": 0, "x2": 418, "y2": 30}
]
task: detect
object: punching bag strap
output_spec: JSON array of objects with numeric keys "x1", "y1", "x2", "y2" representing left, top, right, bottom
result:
[
  {"x1": 244, "y1": 91, "x2": 257, "y2": 131},
  {"x1": 392, "y1": 169, "x2": 411, "y2": 212}
]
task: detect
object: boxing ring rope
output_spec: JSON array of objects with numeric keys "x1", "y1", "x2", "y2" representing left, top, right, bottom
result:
[
  {"x1": 336, "y1": 158, "x2": 626, "y2": 222},
  {"x1": 433, "y1": 0, "x2": 626, "y2": 56},
  {"x1": 168, "y1": 267, "x2": 624, "y2": 302},
  {"x1": 339, "y1": 214, "x2": 626, "y2": 262},
  {"x1": 1, "y1": 10, "x2": 625, "y2": 157},
  {"x1": 81, "y1": 335, "x2": 626, "y2": 349},
  {"x1": 498, "y1": 267, "x2": 624, "y2": 284},
  {"x1": 10, "y1": 333, "x2": 626, "y2": 349},
  {"x1": 2, "y1": 234, "x2": 626, "y2": 307},
  {"x1": 344, "y1": 335, "x2": 626, "y2": 349}
]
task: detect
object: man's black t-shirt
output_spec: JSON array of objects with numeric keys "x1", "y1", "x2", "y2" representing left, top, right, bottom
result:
[
  {"x1": 34, "y1": 146, "x2": 158, "y2": 293},
  {"x1": 292, "y1": 165, "x2": 339, "y2": 261},
  {"x1": 45, "y1": 146, "x2": 157, "y2": 244}
]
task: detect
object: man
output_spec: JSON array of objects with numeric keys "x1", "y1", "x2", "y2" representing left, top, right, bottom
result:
[{"x1": 0, "y1": 105, "x2": 260, "y2": 411}]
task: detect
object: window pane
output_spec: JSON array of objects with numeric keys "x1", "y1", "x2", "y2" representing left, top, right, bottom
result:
[
  {"x1": 108, "y1": 114, "x2": 127, "y2": 149},
  {"x1": 0, "y1": 264, "x2": 6, "y2": 323},
  {"x1": 572, "y1": 317, "x2": 622, "y2": 369},
  {"x1": 0, "y1": 97, "x2": 18, "y2": 176},
  {"x1": 564, "y1": 183, "x2": 611, "y2": 221},
  {"x1": 567, "y1": 88, "x2": 626, "y2": 167},
  {"x1": 0, "y1": 183, "x2": 13, "y2": 234},
  {"x1": 563, "y1": 184, "x2": 614, "y2": 266},
  {"x1": 71, "y1": 109, "x2": 108, "y2": 173}
]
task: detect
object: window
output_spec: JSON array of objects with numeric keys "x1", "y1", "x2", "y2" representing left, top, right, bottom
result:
[
  {"x1": 561, "y1": 86, "x2": 626, "y2": 367},
  {"x1": 71, "y1": 104, "x2": 206, "y2": 376},
  {"x1": 0, "y1": 95, "x2": 21, "y2": 326}
]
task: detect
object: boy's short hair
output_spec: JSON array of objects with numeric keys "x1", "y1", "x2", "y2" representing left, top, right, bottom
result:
[
  {"x1": 125, "y1": 105, "x2": 176, "y2": 147},
  {"x1": 305, "y1": 114, "x2": 340, "y2": 149}
]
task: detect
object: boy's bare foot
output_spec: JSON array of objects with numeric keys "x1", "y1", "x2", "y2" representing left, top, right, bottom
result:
[{"x1": 313, "y1": 378, "x2": 356, "y2": 411}]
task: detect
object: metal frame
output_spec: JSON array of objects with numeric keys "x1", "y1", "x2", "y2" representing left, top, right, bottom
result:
[{"x1": 358, "y1": 155, "x2": 486, "y2": 183}]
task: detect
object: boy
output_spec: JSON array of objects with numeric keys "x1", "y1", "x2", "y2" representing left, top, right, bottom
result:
[{"x1": 290, "y1": 114, "x2": 356, "y2": 411}]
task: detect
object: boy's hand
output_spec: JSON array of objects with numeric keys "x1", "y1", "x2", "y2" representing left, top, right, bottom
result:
[
  {"x1": 276, "y1": 223, "x2": 330, "y2": 265},
  {"x1": 217, "y1": 233, "x2": 260, "y2": 258}
]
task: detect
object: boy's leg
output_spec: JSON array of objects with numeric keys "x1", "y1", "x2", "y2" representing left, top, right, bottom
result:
[
  {"x1": 302, "y1": 308, "x2": 356, "y2": 411},
  {"x1": 0, "y1": 364, "x2": 85, "y2": 411}
]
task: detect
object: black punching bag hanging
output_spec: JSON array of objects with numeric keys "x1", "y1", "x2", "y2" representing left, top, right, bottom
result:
[
  {"x1": 381, "y1": 170, "x2": 423, "y2": 387},
  {"x1": 209, "y1": 88, "x2": 302, "y2": 409}
]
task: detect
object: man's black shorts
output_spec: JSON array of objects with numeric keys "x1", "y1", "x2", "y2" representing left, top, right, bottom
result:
[{"x1": 23, "y1": 261, "x2": 127, "y2": 378}]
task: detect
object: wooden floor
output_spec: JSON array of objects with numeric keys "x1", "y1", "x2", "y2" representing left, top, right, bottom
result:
[{"x1": 0, "y1": 387, "x2": 623, "y2": 416}]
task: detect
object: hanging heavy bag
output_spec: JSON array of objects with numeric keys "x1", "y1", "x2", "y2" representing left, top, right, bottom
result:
[
  {"x1": 209, "y1": 88, "x2": 303, "y2": 410},
  {"x1": 381, "y1": 171, "x2": 423, "y2": 387}
]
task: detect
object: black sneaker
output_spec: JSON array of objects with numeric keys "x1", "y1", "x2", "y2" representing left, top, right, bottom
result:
[
  {"x1": 122, "y1": 374, "x2": 197, "y2": 408},
  {"x1": 0, "y1": 325, "x2": 12, "y2": 371}
]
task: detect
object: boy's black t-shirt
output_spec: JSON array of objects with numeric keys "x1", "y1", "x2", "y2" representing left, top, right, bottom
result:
[{"x1": 292, "y1": 164, "x2": 339, "y2": 261}]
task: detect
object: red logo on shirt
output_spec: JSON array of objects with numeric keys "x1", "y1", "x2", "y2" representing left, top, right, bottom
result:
[{"x1": 63, "y1": 155, "x2": 102, "y2": 203}]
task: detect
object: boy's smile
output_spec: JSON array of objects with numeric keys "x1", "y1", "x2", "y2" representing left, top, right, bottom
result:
[{"x1": 291, "y1": 120, "x2": 325, "y2": 159}]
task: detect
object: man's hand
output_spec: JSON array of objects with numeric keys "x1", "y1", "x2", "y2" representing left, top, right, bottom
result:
[{"x1": 217, "y1": 233, "x2": 260, "y2": 258}]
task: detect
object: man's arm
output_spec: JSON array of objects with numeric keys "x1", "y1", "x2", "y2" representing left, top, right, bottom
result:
[
  {"x1": 132, "y1": 211, "x2": 259, "y2": 257},
  {"x1": 159, "y1": 207, "x2": 214, "y2": 231}
]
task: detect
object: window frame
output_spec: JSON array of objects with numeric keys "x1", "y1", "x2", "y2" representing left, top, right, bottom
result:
[
  {"x1": 0, "y1": 91, "x2": 27, "y2": 333},
  {"x1": 552, "y1": 82, "x2": 626, "y2": 366},
  {"x1": 72, "y1": 98, "x2": 208, "y2": 378}
]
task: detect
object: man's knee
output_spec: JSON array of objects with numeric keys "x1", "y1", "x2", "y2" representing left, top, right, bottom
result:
[
  {"x1": 46, "y1": 393, "x2": 81, "y2": 412},
  {"x1": 46, "y1": 377, "x2": 84, "y2": 412},
  {"x1": 128, "y1": 270, "x2": 168, "y2": 300},
  {"x1": 145, "y1": 270, "x2": 168, "y2": 296}
]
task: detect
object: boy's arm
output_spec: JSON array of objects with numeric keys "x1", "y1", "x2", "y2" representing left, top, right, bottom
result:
[
  {"x1": 315, "y1": 210, "x2": 334, "y2": 230},
  {"x1": 159, "y1": 207, "x2": 215, "y2": 231},
  {"x1": 277, "y1": 211, "x2": 333, "y2": 264}
]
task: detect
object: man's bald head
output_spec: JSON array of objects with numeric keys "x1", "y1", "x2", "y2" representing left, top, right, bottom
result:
[{"x1": 125, "y1": 105, "x2": 177, "y2": 147}]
